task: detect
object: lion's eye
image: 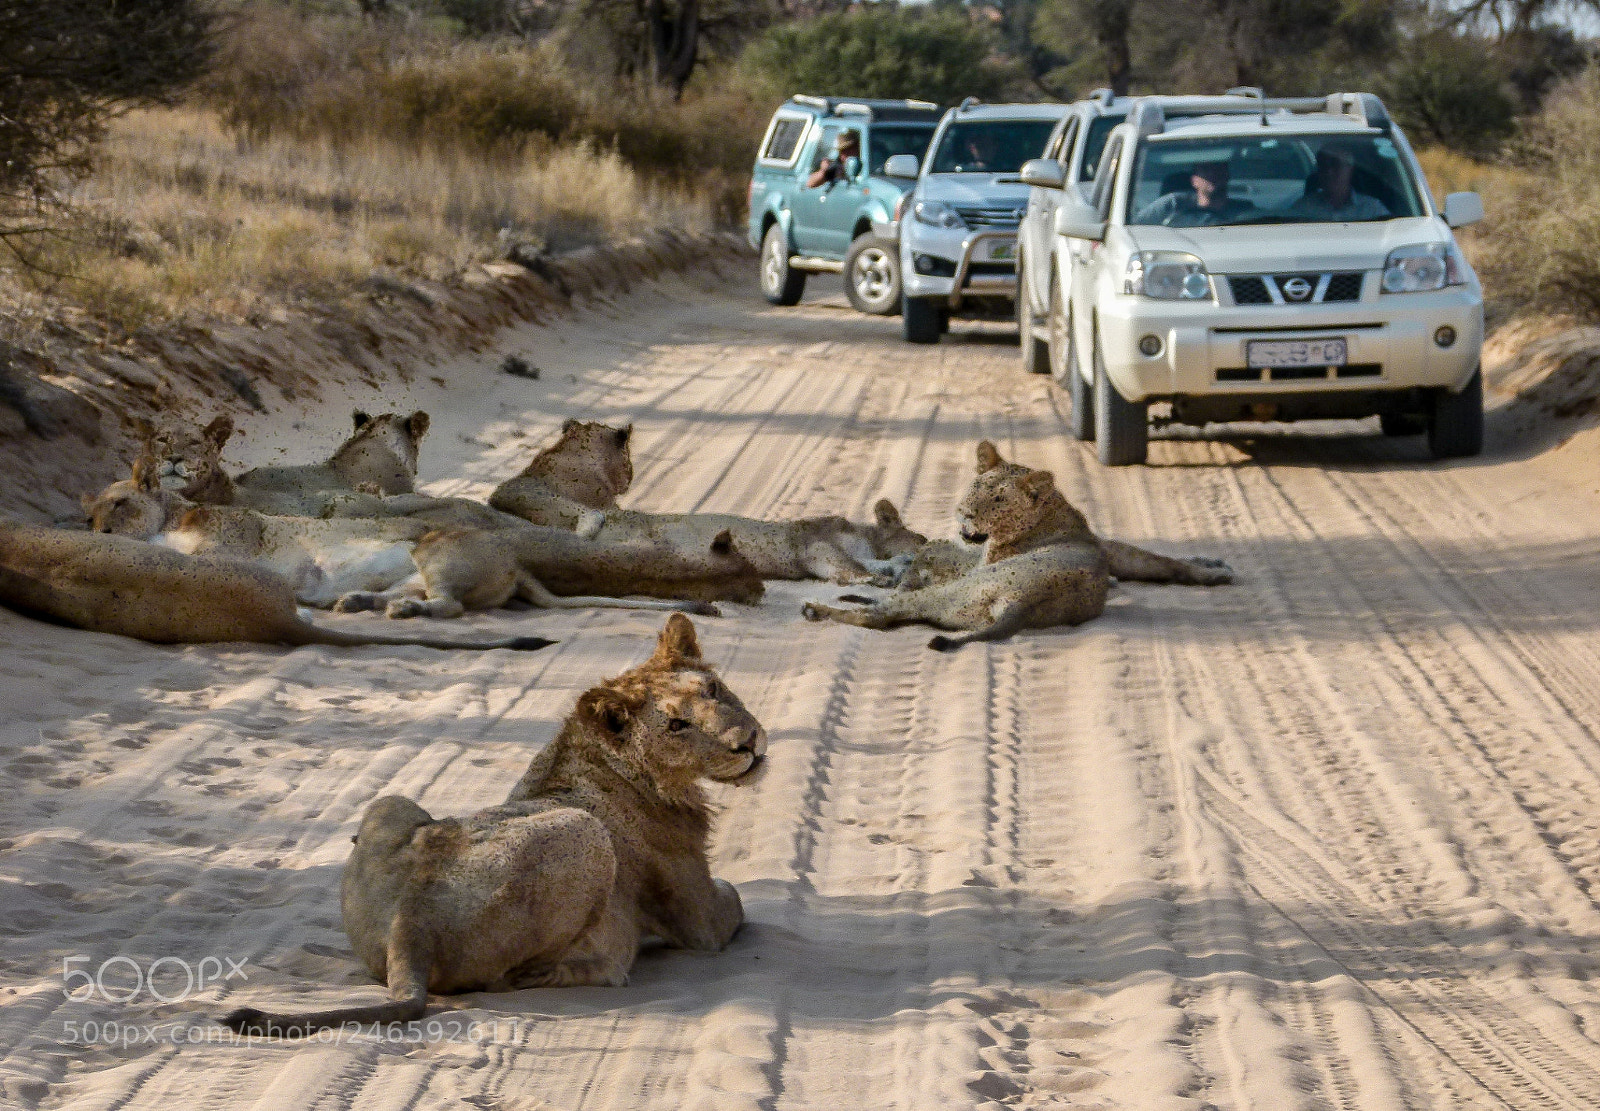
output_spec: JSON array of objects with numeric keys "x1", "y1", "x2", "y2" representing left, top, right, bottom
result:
[{"x1": 668, "y1": 719, "x2": 689, "y2": 732}]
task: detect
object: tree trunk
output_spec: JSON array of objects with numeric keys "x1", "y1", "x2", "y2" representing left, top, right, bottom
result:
[{"x1": 648, "y1": 0, "x2": 700, "y2": 98}]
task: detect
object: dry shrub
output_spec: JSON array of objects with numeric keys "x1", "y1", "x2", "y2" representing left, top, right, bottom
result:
[
  {"x1": 1475, "y1": 65, "x2": 1600, "y2": 319},
  {"x1": 22, "y1": 105, "x2": 709, "y2": 334}
]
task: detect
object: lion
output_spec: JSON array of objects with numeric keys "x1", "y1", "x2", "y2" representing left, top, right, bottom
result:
[
  {"x1": 231, "y1": 410, "x2": 431, "y2": 517},
  {"x1": 801, "y1": 441, "x2": 1232, "y2": 650},
  {"x1": 488, "y1": 419, "x2": 633, "y2": 535},
  {"x1": 0, "y1": 521, "x2": 552, "y2": 651},
  {"x1": 220, "y1": 614, "x2": 765, "y2": 1036}
]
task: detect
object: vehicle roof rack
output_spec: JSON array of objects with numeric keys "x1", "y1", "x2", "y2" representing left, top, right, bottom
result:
[
  {"x1": 958, "y1": 96, "x2": 982, "y2": 112},
  {"x1": 788, "y1": 95, "x2": 942, "y2": 121},
  {"x1": 1324, "y1": 92, "x2": 1391, "y2": 131},
  {"x1": 1121, "y1": 90, "x2": 1394, "y2": 137},
  {"x1": 1088, "y1": 87, "x2": 1116, "y2": 108}
]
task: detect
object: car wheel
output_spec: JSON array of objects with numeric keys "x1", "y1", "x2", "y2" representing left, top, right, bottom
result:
[
  {"x1": 903, "y1": 294, "x2": 942, "y2": 344},
  {"x1": 1427, "y1": 365, "x2": 1484, "y2": 459},
  {"x1": 844, "y1": 235, "x2": 900, "y2": 315},
  {"x1": 1094, "y1": 325, "x2": 1148, "y2": 466},
  {"x1": 1017, "y1": 260, "x2": 1049, "y2": 374},
  {"x1": 760, "y1": 223, "x2": 806, "y2": 306},
  {"x1": 1380, "y1": 412, "x2": 1426, "y2": 437},
  {"x1": 1050, "y1": 280, "x2": 1094, "y2": 442}
]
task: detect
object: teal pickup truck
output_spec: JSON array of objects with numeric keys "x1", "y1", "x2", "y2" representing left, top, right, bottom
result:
[{"x1": 748, "y1": 96, "x2": 940, "y2": 314}]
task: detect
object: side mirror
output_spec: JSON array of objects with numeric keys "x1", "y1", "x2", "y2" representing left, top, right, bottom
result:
[
  {"x1": 843, "y1": 155, "x2": 862, "y2": 181},
  {"x1": 1443, "y1": 191, "x2": 1483, "y2": 228},
  {"x1": 1019, "y1": 159, "x2": 1065, "y2": 189},
  {"x1": 883, "y1": 154, "x2": 920, "y2": 180},
  {"x1": 1054, "y1": 199, "x2": 1106, "y2": 241}
]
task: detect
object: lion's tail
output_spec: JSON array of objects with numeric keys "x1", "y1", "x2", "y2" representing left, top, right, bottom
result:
[
  {"x1": 220, "y1": 930, "x2": 431, "y2": 1038},
  {"x1": 285, "y1": 617, "x2": 554, "y2": 653}
]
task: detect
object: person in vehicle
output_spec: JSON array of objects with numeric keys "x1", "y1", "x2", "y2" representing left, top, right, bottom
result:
[
  {"x1": 808, "y1": 129, "x2": 861, "y2": 188},
  {"x1": 1285, "y1": 144, "x2": 1390, "y2": 221},
  {"x1": 959, "y1": 130, "x2": 1000, "y2": 171},
  {"x1": 1134, "y1": 160, "x2": 1256, "y2": 226}
]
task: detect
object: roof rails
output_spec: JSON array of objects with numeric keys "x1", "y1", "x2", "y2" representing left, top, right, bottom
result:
[
  {"x1": 1119, "y1": 91, "x2": 1394, "y2": 136},
  {"x1": 1087, "y1": 88, "x2": 1117, "y2": 108},
  {"x1": 958, "y1": 96, "x2": 982, "y2": 112},
  {"x1": 788, "y1": 95, "x2": 941, "y2": 120}
]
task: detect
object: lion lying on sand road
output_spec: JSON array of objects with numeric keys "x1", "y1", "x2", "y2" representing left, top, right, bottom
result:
[
  {"x1": 0, "y1": 521, "x2": 552, "y2": 651},
  {"x1": 803, "y1": 441, "x2": 1231, "y2": 650},
  {"x1": 489, "y1": 419, "x2": 929, "y2": 584},
  {"x1": 221, "y1": 614, "x2": 765, "y2": 1035}
]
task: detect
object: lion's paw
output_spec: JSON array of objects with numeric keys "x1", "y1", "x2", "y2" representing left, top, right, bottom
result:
[
  {"x1": 334, "y1": 593, "x2": 375, "y2": 613},
  {"x1": 385, "y1": 598, "x2": 427, "y2": 619},
  {"x1": 1189, "y1": 557, "x2": 1234, "y2": 585},
  {"x1": 801, "y1": 602, "x2": 824, "y2": 622}
]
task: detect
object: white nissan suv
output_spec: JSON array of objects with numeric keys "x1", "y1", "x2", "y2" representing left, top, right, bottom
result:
[{"x1": 1030, "y1": 92, "x2": 1485, "y2": 465}]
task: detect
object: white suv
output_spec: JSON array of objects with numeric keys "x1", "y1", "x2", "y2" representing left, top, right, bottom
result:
[
  {"x1": 886, "y1": 100, "x2": 1068, "y2": 344},
  {"x1": 1031, "y1": 92, "x2": 1485, "y2": 465}
]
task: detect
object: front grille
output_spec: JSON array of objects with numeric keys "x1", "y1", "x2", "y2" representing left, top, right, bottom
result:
[
  {"x1": 966, "y1": 262, "x2": 1014, "y2": 277},
  {"x1": 955, "y1": 206, "x2": 1023, "y2": 228},
  {"x1": 1229, "y1": 277, "x2": 1271, "y2": 304},
  {"x1": 1226, "y1": 271, "x2": 1367, "y2": 305},
  {"x1": 1325, "y1": 273, "x2": 1364, "y2": 301},
  {"x1": 1216, "y1": 362, "x2": 1383, "y2": 383}
]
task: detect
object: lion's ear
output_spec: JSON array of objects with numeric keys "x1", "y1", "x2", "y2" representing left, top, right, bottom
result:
[
  {"x1": 615, "y1": 423, "x2": 632, "y2": 448},
  {"x1": 561, "y1": 418, "x2": 581, "y2": 435},
  {"x1": 407, "y1": 411, "x2": 430, "y2": 441},
  {"x1": 873, "y1": 498, "x2": 902, "y2": 527},
  {"x1": 976, "y1": 441, "x2": 1005, "y2": 473},
  {"x1": 577, "y1": 687, "x2": 631, "y2": 738},
  {"x1": 352, "y1": 410, "x2": 373, "y2": 431},
  {"x1": 131, "y1": 457, "x2": 159, "y2": 493},
  {"x1": 1021, "y1": 469, "x2": 1055, "y2": 501},
  {"x1": 202, "y1": 414, "x2": 234, "y2": 450},
  {"x1": 651, "y1": 612, "x2": 702, "y2": 666}
]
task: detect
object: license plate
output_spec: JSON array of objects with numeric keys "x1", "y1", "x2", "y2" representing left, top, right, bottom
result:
[
  {"x1": 1247, "y1": 338, "x2": 1347, "y2": 369},
  {"x1": 980, "y1": 238, "x2": 1016, "y2": 262}
]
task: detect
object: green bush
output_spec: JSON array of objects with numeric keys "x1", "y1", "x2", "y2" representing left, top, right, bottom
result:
[
  {"x1": 1382, "y1": 32, "x2": 1515, "y2": 156},
  {"x1": 741, "y1": 4, "x2": 1016, "y2": 107}
]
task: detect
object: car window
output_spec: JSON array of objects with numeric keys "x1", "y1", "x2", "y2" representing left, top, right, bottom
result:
[
  {"x1": 867, "y1": 126, "x2": 935, "y2": 177},
  {"x1": 1126, "y1": 132, "x2": 1424, "y2": 227},
  {"x1": 763, "y1": 116, "x2": 809, "y2": 164},
  {"x1": 1078, "y1": 115, "x2": 1122, "y2": 181},
  {"x1": 1092, "y1": 136, "x2": 1124, "y2": 218},
  {"x1": 929, "y1": 119, "x2": 1059, "y2": 174},
  {"x1": 1051, "y1": 117, "x2": 1080, "y2": 166},
  {"x1": 810, "y1": 125, "x2": 842, "y2": 173}
]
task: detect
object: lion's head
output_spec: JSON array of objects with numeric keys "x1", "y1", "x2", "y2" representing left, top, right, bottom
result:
[
  {"x1": 83, "y1": 458, "x2": 170, "y2": 537},
  {"x1": 523, "y1": 419, "x2": 633, "y2": 506},
  {"x1": 574, "y1": 614, "x2": 766, "y2": 804},
  {"x1": 865, "y1": 498, "x2": 929, "y2": 559},
  {"x1": 330, "y1": 410, "x2": 430, "y2": 494},
  {"x1": 956, "y1": 440, "x2": 1081, "y2": 549},
  {"x1": 146, "y1": 414, "x2": 235, "y2": 503}
]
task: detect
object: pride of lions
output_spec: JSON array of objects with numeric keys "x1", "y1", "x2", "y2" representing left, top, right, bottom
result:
[{"x1": 0, "y1": 408, "x2": 1233, "y2": 1033}]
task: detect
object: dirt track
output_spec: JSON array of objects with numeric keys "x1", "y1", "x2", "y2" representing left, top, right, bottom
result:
[{"x1": 4, "y1": 266, "x2": 1600, "y2": 1110}]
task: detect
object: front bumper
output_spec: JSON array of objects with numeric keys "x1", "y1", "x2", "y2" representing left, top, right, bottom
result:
[
  {"x1": 901, "y1": 223, "x2": 1018, "y2": 308},
  {"x1": 1097, "y1": 279, "x2": 1484, "y2": 403}
]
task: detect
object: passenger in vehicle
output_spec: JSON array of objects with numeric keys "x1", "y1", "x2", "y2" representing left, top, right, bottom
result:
[
  {"x1": 1285, "y1": 145, "x2": 1390, "y2": 221},
  {"x1": 1133, "y1": 161, "x2": 1256, "y2": 227},
  {"x1": 808, "y1": 129, "x2": 861, "y2": 188}
]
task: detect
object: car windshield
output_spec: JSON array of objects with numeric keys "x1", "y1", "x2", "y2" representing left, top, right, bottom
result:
[
  {"x1": 868, "y1": 126, "x2": 935, "y2": 177},
  {"x1": 930, "y1": 119, "x2": 1058, "y2": 174},
  {"x1": 1126, "y1": 132, "x2": 1424, "y2": 227},
  {"x1": 1079, "y1": 115, "x2": 1121, "y2": 180}
]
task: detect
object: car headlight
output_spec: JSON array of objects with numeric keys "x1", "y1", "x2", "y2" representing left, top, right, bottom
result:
[
  {"x1": 1381, "y1": 243, "x2": 1464, "y2": 293},
  {"x1": 1125, "y1": 251, "x2": 1210, "y2": 300},
  {"x1": 912, "y1": 200, "x2": 967, "y2": 230}
]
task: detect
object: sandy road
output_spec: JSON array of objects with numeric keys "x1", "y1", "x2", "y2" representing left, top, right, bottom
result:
[{"x1": 4, "y1": 265, "x2": 1600, "y2": 1110}]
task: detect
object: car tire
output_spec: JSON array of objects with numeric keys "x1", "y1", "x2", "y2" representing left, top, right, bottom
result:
[
  {"x1": 760, "y1": 223, "x2": 806, "y2": 306},
  {"x1": 1427, "y1": 365, "x2": 1484, "y2": 459},
  {"x1": 844, "y1": 234, "x2": 901, "y2": 315},
  {"x1": 903, "y1": 294, "x2": 942, "y2": 344},
  {"x1": 1017, "y1": 263, "x2": 1049, "y2": 374},
  {"x1": 1094, "y1": 326, "x2": 1148, "y2": 466},
  {"x1": 1050, "y1": 280, "x2": 1094, "y2": 442},
  {"x1": 1380, "y1": 412, "x2": 1426, "y2": 437}
]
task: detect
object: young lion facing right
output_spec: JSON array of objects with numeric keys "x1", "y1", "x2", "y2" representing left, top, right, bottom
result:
[{"x1": 803, "y1": 441, "x2": 1231, "y2": 651}]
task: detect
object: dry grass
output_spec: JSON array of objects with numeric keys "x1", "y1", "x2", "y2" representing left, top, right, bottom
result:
[
  {"x1": 1414, "y1": 147, "x2": 1530, "y2": 210},
  {"x1": 4, "y1": 105, "x2": 712, "y2": 336}
]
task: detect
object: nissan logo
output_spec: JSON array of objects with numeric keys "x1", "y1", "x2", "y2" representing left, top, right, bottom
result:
[{"x1": 1281, "y1": 277, "x2": 1313, "y2": 301}]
